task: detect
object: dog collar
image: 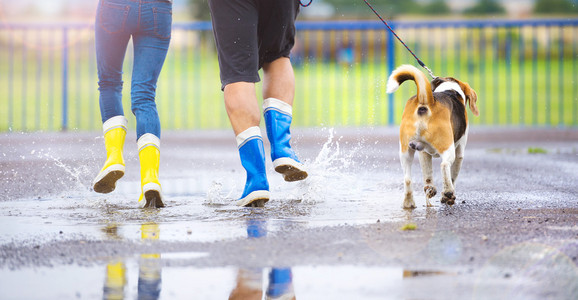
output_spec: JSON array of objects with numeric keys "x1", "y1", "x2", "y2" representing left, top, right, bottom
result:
[{"x1": 434, "y1": 81, "x2": 466, "y2": 101}]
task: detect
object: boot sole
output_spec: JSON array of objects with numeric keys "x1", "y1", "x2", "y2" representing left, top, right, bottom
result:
[
  {"x1": 143, "y1": 190, "x2": 165, "y2": 208},
  {"x1": 141, "y1": 183, "x2": 165, "y2": 208},
  {"x1": 273, "y1": 158, "x2": 308, "y2": 182},
  {"x1": 93, "y1": 165, "x2": 125, "y2": 194},
  {"x1": 236, "y1": 190, "x2": 270, "y2": 207}
]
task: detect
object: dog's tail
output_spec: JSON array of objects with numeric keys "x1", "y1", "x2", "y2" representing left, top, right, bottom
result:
[{"x1": 386, "y1": 64, "x2": 433, "y2": 107}]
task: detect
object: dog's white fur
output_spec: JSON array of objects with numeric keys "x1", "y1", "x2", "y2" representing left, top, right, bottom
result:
[{"x1": 434, "y1": 81, "x2": 466, "y2": 101}]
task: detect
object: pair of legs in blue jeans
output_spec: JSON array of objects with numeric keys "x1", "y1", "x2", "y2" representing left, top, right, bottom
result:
[
  {"x1": 94, "y1": 0, "x2": 171, "y2": 208},
  {"x1": 96, "y1": 0, "x2": 171, "y2": 137}
]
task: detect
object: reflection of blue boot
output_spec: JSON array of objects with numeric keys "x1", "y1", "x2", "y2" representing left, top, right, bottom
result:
[
  {"x1": 247, "y1": 219, "x2": 267, "y2": 239},
  {"x1": 236, "y1": 127, "x2": 270, "y2": 207},
  {"x1": 264, "y1": 98, "x2": 308, "y2": 182},
  {"x1": 266, "y1": 268, "x2": 295, "y2": 300}
]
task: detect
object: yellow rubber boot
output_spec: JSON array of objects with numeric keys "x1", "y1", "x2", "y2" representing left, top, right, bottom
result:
[
  {"x1": 93, "y1": 116, "x2": 128, "y2": 193},
  {"x1": 137, "y1": 134, "x2": 165, "y2": 208}
]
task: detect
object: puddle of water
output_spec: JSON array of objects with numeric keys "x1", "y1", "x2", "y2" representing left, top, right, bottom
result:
[
  {"x1": 2, "y1": 260, "x2": 561, "y2": 300},
  {"x1": 2, "y1": 129, "x2": 577, "y2": 299},
  {"x1": 0, "y1": 262, "x2": 453, "y2": 300},
  {"x1": 1, "y1": 234, "x2": 575, "y2": 300},
  {"x1": 0, "y1": 184, "x2": 432, "y2": 245},
  {"x1": 0, "y1": 128, "x2": 437, "y2": 245}
]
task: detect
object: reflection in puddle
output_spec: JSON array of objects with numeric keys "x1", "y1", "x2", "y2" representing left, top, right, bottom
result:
[
  {"x1": 137, "y1": 223, "x2": 162, "y2": 299},
  {"x1": 229, "y1": 219, "x2": 295, "y2": 300},
  {"x1": 0, "y1": 221, "x2": 457, "y2": 300},
  {"x1": 403, "y1": 270, "x2": 451, "y2": 278},
  {"x1": 103, "y1": 261, "x2": 127, "y2": 300},
  {"x1": 99, "y1": 221, "x2": 297, "y2": 300},
  {"x1": 2, "y1": 221, "x2": 571, "y2": 300},
  {"x1": 2, "y1": 263, "x2": 457, "y2": 300},
  {"x1": 89, "y1": 221, "x2": 457, "y2": 300},
  {"x1": 103, "y1": 223, "x2": 163, "y2": 300}
]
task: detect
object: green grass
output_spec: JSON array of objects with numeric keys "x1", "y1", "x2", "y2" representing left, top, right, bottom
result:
[
  {"x1": 401, "y1": 223, "x2": 418, "y2": 231},
  {"x1": 1, "y1": 26, "x2": 577, "y2": 132},
  {"x1": 528, "y1": 147, "x2": 547, "y2": 154}
]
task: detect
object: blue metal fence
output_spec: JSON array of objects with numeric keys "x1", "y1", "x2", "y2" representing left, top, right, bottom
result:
[{"x1": 1, "y1": 19, "x2": 577, "y2": 132}]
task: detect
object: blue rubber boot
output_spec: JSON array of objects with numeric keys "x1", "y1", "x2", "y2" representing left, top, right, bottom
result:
[
  {"x1": 236, "y1": 127, "x2": 270, "y2": 207},
  {"x1": 263, "y1": 98, "x2": 308, "y2": 182}
]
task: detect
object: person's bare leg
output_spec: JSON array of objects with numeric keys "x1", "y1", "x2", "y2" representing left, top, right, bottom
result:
[
  {"x1": 224, "y1": 81, "x2": 260, "y2": 135},
  {"x1": 262, "y1": 57, "x2": 294, "y2": 105},
  {"x1": 262, "y1": 57, "x2": 307, "y2": 182},
  {"x1": 224, "y1": 56, "x2": 294, "y2": 133},
  {"x1": 223, "y1": 81, "x2": 269, "y2": 207}
]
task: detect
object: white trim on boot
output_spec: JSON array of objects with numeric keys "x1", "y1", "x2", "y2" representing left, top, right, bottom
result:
[
  {"x1": 236, "y1": 190, "x2": 270, "y2": 207},
  {"x1": 103, "y1": 115, "x2": 128, "y2": 134},
  {"x1": 236, "y1": 126, "x2": 262, "y2": 149},
  {"x1": 138, "y1": 133, "x2": 161, "y2": 152},
  {"x1": 263, "y1": 97, "x2": 292, "y2": 115}
]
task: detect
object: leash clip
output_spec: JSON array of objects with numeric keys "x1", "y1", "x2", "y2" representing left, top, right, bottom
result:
[{"x1": 423, "y1": 65, "x2": 437, "y2": 79}]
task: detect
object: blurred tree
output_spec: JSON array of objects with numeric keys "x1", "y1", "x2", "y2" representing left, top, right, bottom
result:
[
  {"x1": 188, "y1": 0, "x2": 210, "y2": 20},
  {"x1": 421, "y1": 0, "x2": 451, "y2": 15},
  {"x1": 533, "y1": 0, "x2": 578, "y2": 14},
  {"x1": 463, "y1": 0, "x2": 506, "y2": 15}
]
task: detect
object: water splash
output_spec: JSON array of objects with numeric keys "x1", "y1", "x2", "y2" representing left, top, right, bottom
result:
[
  {"x1": 297, "y1": 128, "x2": 363, "y2": 203},
  {"x1": 205, "y1": 180, "x2": 234, "y2": 205},
  {"x1": 39, "y1": 150, "x2": 89, "y2": 191}
]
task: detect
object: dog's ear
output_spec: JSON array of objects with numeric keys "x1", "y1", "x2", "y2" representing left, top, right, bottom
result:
[
  {"x1": 430, "y1": 77, "x2": 445, "y2": 90},
  {"x1": 455, "y1": 80, "x2": 479, "y2": 116}
]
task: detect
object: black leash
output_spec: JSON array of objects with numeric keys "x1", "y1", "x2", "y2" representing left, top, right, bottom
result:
[{"x1": 362, "y1": 0, "x2": 437, "y2": 79}]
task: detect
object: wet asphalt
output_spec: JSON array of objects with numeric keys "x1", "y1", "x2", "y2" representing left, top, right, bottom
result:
[{"x1": 0, "y1": 127, "x2": 577, "y2": 299}]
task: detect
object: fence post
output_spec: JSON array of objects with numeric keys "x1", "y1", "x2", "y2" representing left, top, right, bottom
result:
[
  {"x1": 8, "y1": 31, "x2": 14, "y2": 130},
  {"x1": 386, "y1": 23, "x2": 395, "y2": 126},
  {"x1": 61, "y1": 27, "x2": 68, "y2": 131}
]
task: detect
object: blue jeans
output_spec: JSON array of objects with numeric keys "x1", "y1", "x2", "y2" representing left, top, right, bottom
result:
[{"x1": 95, "y1": 0, "x2": 172, "y2": 140}]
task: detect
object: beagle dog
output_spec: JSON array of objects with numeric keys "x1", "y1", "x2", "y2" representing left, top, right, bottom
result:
[{"x1": 386, "y1": 65, "x2": 479, "y2": 209}]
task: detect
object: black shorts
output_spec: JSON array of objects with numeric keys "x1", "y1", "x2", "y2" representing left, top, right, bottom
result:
[{"x1": 208, "y1": 0, "x2": 300, "y2": 90}]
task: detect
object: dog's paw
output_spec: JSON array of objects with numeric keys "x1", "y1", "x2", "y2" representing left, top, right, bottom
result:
[
  {"x1": 403, "y1": 196, "x2": 416, "y2": 209},
  {"x1": 441, "y1": 191, "x2": 456, "y2": 205},
  {"x1": 424, "y1": 185, "x2": 437, "y2": 199},
  {"x1": 403, "y1": 202, "x2": 417, "y2": 209}
]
